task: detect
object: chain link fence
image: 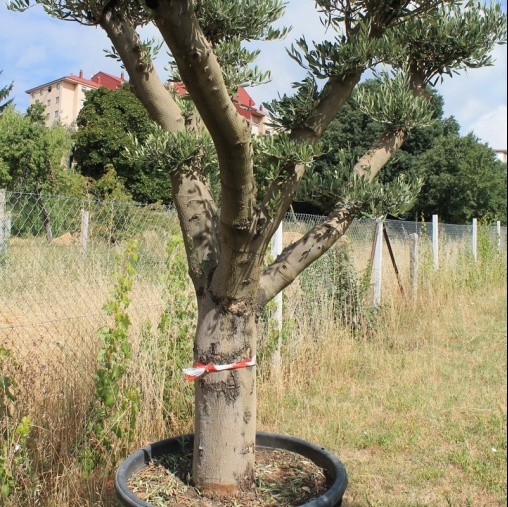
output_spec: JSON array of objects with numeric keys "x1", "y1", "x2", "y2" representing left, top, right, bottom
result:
[{"x1": 1, "y1": 190, "x2": 506, "y2": 409}]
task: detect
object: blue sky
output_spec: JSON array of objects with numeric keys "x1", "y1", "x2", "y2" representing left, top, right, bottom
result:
[{"x1": 1, "y1": 1, "x2": 506, "y2": 149}]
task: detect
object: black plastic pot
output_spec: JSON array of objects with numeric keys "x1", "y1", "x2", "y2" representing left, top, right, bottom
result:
[{"x1": 115, "y1": 431, "x2": 347, "y2": 507}]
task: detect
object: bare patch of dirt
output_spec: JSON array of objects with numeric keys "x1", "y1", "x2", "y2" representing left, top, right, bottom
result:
[{"x1": 127, "y1": 447, "x2": 332, "y2": 506}]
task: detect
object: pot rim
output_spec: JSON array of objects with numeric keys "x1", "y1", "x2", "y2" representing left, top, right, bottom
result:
[{"x1": 115, "y1": 431, "x2": 347, "y2": 507}]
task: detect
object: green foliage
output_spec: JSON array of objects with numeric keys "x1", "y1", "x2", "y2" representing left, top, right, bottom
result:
[
  {"x1": 253, "y1": 133, "x2": 323, "y2": 196},
  {"x1": 354, "y1": 68, "x2": 434, "y2": 130},
  {"x1": 0, "y1": 348, "x2": 35, "y2": 501},
  {"x1": 412, "y1": 133, "x2": 507, "y2": 223},
  {"x1": 0, "y1": 347, "x2": 15, "y2": 421},
  {"x1": 178, "y1": 0, "x2": 289, "y2": 94},
  {"x1": 128, "y1": 126, "x2": 220, "y2": 201},
  {"x1": 328, "y1": 243, "x2": 375, "y2": 333},
  {"x1": 390, "y1": 1, "x2": 507, "y2": 86},
  {"x1": 140, "y1": 234, "x2": 195, "y2": 429},
  {"x1": 83, "y1": 241, "x2": 141, "y2": 472},
  {"x1": 8, "y1": 0, "x2": 153, "y2": 26},
  {"x1": 0, "y1": 103, "x2": 72, "y2": 192},
  {"x1": 287, "y1": 20, "x2": 385, "y2": 79},
  {"x1": 303, "y1": 78, "x2": 506, "y2": 223},
  {"x1": 264, "y1": 77, "x2": 322, "y2": 132},
  {"x1": 301, "y1": 150, "x2": 424, "y2": 219}
]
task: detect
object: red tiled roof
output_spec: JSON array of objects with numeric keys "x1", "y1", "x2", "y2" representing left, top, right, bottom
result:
[
  {"x1": 167, "y1": 82, "x2": 265, "y2": 119},
  {"x1": 26, "y1": 70, "x2": 125, "y2": 94}
]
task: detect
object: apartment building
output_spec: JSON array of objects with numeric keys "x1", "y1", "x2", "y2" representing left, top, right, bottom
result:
[
  {"x1": 26, "y1": 70, "x2": 272, "y2": 135},
  {"x1": 494, "y1": 149, "x2": 507, "y2": 164},
  {"x1": 26, "y1": 70, "x2": 125, "y2": 127},
  {"x1": 169, "y1": 82, "x2": 273, "y2": 136}
]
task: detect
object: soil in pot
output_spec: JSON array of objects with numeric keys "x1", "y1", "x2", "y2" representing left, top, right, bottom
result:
[{"x1": 127, "y1": 446, "x2": 333, "y2": 506}]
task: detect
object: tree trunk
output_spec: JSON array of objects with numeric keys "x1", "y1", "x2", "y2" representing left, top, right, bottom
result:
[{"x1": 192, "y1": 292, "x2": 257, "y2": 495}]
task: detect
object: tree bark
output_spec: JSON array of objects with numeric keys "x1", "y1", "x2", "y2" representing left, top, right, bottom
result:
[
  {"x1": 99, "y1": 9, "x2": 184, "y2": 133},
  {"x1": 192, "y1": 292, "x2": 257, "y2": 495}
]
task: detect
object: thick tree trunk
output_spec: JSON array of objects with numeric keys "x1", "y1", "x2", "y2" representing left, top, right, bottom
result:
[{"x1": 192, "y1": 292, "x2": 257, "y2": 495}]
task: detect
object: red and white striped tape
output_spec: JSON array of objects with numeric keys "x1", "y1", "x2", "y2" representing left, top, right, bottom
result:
[{"x1": 183, "y1": 356, "x2": 256, "y2": 382}]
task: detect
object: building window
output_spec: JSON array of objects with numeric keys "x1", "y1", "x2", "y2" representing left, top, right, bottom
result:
[
  {"x1": 81, "y1": 86, "x2": 86, "y2": 93},
  {"x1": 48, "y1": 86, "x2": 52, "y2": 92},
  {"x1": 31, "y1": 92, "x2": 35, "y2": 98},
  {"x1": 55, "y1": 96, "x2": 60, "y2": 104},
  {"x1": 56, "y1": 83, "x2": 60, "y2": 90},
  {"x1": 47, "y1": 99, "x2": 51, "y2": 106},
  {"x1": 55, "y1": 110, "x2": 59, "y2": 118},
  {"x1": 39, "y1": 90, "x2": 43, "y2": 96}
]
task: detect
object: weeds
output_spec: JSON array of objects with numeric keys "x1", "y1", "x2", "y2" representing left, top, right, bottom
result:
[
  {"x1": 80, "y1": 240, "x2": 141, "y2": 474},
  {"x1": 1, "y1": 218, "x2": 506, "y2": 506},
  {"x1": 0, "y1": 347, "x2": 37, "y2": 502}
]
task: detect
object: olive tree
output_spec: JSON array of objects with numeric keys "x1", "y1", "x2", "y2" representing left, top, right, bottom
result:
[{"x1": 9, "y1": 0, "x2": 506, "y2": 497}]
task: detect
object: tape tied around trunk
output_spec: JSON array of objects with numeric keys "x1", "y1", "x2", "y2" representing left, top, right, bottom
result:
[{"x1": 183, "y1": 356, "x2": 256, "y2": 382}]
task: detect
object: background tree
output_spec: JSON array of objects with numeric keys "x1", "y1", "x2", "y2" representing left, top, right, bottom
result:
[
  {"x1": 300, "y1": 79, "x2": 506, "y2": 223},
  {"x1": 73, "y1": 84, "x2": 172, "y2": 203},
  {"x1": 10, "y1": 0, "x2": 506, "y2": 497},
  {"x1": 0, "y1": 70, "x2": 13, "y2": 114},
  {"x1": 0, "y1": 102, "x2": 73, "y2": 192},
  {"x1": 0, "y1": 102, "x2": 78, "y2": 241},
  {"x1": 413, "y1": 133, "x2": 507, "y2": 223}
]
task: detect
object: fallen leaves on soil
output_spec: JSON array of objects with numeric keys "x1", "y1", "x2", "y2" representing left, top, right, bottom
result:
[{"x1": 128, "y1": 447, "x2": 332, "y2": 506}]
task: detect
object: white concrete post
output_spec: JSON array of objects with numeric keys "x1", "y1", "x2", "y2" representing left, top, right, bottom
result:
[
  {"x1": 472, "y1": 218, "x2": 477, "y2": 262},
  {"x1": 271, "y1": 223, "x2": 283, "y2": 333},
  {"x1": 409, "y1": 233, "x2": 418, "y2": 300},
  {"x1": 432, "y1": 214, "x2": 439, "y2": 271},
  {"x1": 497, "y1": 221, "x2": 501, "y2": 252},
  {"x1": 373, "y1": 221, "x2": 383, "y2": 308}
]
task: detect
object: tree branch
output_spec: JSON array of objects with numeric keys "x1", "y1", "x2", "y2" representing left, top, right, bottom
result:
[
  {"x1": 353, "y1": 127, "x2": 407, "y2": 181},
  {"x1": 256, "y1": 206, "x2": 357, "y2": 308},
  {"x1": 291, "y1": 73, "x2": 362, "y2": 143},
  {"x1": 170, "y1": 169, "x2": 220, "y2": 293},
  {"x1": 99, "y1": 8, "x2": 184, "y2": 133},
  {"x1": 150, "y1": 1, "x2": 254, "y2": 192},
  {"x1": 354, "y1": 64, "x2": 432, "y2": 181}
]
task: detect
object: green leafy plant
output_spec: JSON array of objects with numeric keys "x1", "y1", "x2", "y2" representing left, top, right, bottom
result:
[
  {"x1": 0, "y1": 347, "x2": 35, "y2": 501},
  {"x1": 140, "y1": 235, "x2": 195, "y2": 429},
  {"x1": 82, "y1": 240, "x2": 141, "y2": 473}
]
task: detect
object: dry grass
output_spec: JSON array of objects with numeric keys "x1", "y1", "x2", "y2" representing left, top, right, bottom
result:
[
  {"x1": 258, "y1": 263, "x2": 507, "y2": 506},
  {"x1": 1, "y1": 229, "x2": 506, "y2": 506}
]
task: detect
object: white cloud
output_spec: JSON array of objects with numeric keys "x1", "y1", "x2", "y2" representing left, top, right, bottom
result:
[
  {"x1": 1, "y1": 0, "x2": 506, "y2": 147},
  {"x1": 435, "y1": 43, "x2": 507, "y2": 144},
  {"x1": 465, "y1": 105, "x2": 507, "y2": 149}
]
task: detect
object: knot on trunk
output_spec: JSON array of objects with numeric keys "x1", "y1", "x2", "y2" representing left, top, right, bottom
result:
[{"x1": 219, "y1": 297, "x2": 249, "y2": 316}]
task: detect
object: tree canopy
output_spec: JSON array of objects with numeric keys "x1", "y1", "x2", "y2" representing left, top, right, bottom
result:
[
  {"x1": 9, "y1": 0, "x2": 507, "y2": 497},
  {"x1": 298, "y1": 79, "x2": 507, "y2": 223},
  {"x1": 0, "y1": 102, "x2": 74, "y2": 193}
]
